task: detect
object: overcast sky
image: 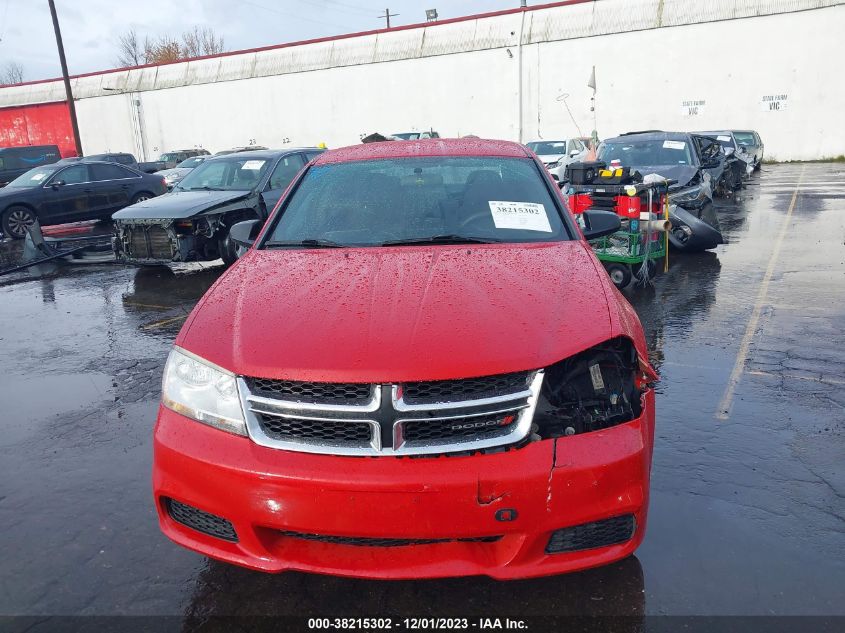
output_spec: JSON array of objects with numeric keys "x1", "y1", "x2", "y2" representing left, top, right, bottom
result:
[{"x1": 0, "y1": 0, "x2": 521, "y2": 82}]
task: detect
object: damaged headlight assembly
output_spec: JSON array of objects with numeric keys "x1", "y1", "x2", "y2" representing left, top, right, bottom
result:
[
  {"x1": 162, "y1": 347, "x2": 247, "y2": 436},
  {"x1": 534, "y1": 338, "x2": 647, "y2": 438}
]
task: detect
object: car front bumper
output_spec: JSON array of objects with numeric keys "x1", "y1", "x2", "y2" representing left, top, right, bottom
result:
[{"x1": 153, "y1": 390, "x2": 655, "y2": 580}]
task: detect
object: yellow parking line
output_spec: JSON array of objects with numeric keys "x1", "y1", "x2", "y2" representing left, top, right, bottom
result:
[
  {"x1": 140, "y1": 315, "x2": 187, "y2": 330},
  {"x1": 716, "y1": 166, "x2": 805, "y2": 420}
]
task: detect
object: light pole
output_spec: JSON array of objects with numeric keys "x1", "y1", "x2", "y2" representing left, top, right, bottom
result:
[{"x1": 47, "y1": 0, "x2": 83, "y2": 157}]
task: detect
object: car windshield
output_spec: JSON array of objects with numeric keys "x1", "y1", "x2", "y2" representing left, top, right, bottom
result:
[
  {"x1": 733, "y1": 132, "x2": 756, "y2": 146},
  {"x1": 176, "y1": 157, "x2": 205, "y2": 168},
  {"x1": 527, "y1": 141, "x2": 567, "y2": 155},
  {"x1": 699, "y1": 133, "x2": 736, "y2": 150},
  {"x1": 392, "y1": 133, "x2": 420, "y2": 140},
  {"x1": 264, "y1": 156, "x2": 569, "y2": 248},
  {"x1": 5, "y1": 165, "x2": 61, "y2": 188},
  {"x1": 175, "y1": 156, "x2": 270, "y2": 191},
  {"x1": 598, "y1": 139, "x2": 694, "y2": 166}
]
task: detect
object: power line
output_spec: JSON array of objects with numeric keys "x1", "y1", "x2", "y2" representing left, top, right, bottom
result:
[
  {"x1": 310, "y1": 0, "x2": 373, "y2": 17},
  {"x1": 239, "y1": 0, "x2": 348, "y2": 29}
]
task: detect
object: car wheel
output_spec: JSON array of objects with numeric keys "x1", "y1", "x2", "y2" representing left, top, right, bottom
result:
[
  {"x1": 604, "y1": 263, "x2": 632, "y2": 289},
  {"x1": 131, "y1": 192, "x2": 154, "y2": 204},
  {"x1": 2, "y1": 206, "x2": 36, "y2": 240}
]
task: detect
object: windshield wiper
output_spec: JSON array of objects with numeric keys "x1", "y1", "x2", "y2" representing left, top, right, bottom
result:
[
  {"x1": 185, "y1": 185, "x2": 225, "y2": 191},
  {"x1": 381, "y1": 234, "x2": 501, "y2": 246},
  {"x1": 264, "y1": 239, "x2": 346, "y2": 249}
]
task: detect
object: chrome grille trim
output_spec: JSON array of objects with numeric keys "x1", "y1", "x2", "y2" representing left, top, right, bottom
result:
[
  {"x1": 238, "y1": 371, "x2": 543, "y2": 457},
  {"x1": 392, "y1": 384, "x2": 533, "y2": 412},
  {"x1": 246, "y1": 386, "x2": 381, "y2": 413}
]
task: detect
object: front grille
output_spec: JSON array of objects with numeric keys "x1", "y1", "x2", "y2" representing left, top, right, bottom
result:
[
  {"x1": 129, "y1": 227, "x2": 148, "y2": 258},
  {"x1": 401, "y1": 411, "x2": 519, "y2": 443},
  {"x1": 126, "y1": 225, "x2": 173, "y2": 260},
  {"x1": 248, "y1": 378, "x2": 372, "y2": 405},
  {"x1": 402, "y1": 371, "x2": 533, "y2": 404},
  {"x1": 276, "y1": 530, "x2": 502, "y2": 547},
  {"x1": 257, "y1": 413, "x2": 372, "y2": 444},
  {"x1": 545, "y1": 515, "x2": 635, "y2": 554},
  {"x1": 148, "y1": 226, "x2": 172, "y2": 259},
  {"x1": 240, "y1": 371, "x2": 542, "y2": 457},
  {"x1": 165, "y1": 498, "x2": 238, "y2": 542}
]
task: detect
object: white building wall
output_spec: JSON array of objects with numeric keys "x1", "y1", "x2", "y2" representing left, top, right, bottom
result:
[{"x1": 3, "y1": 0, "x2": 842, "y2": 161}]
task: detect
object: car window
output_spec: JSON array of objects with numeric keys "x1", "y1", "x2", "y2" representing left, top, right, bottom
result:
[
  {"x1": 91, "y1": 163, "x2": 135, "y2": 181},
  {"x1": 304, "y1": 152, "x2": 323, "y2": 162},
  {"x1": 176, "y1": 156, "x2": 271, "y2": 191},
  {"x1": 527, "y1": 141, "x2": 567, "y2": 155},
  {"x1": 598, "y1": 139, "x2": 694, "y2": 166},
  {"x1": 53, "y1": 164, "x2": 90, "y2": 185},
  {"x1": 268, "y1": 154, "x2": 306, "y2": 190},
  {"x1": 733, "y1": 132, "x2": 755, "y2": 146},
  {"x1": 266, "y1": 156, "x2": 568, "y2": 247},
  {"x1": 115, "y1": 155, "x2": 134, "y2": 165}
]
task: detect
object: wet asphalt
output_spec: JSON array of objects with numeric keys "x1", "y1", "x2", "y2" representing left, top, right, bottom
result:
[{"x1": 0, "y1": 163, "x2": 843, "y2": 627}]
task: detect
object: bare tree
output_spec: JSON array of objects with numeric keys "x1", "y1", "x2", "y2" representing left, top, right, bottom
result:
[
  {"x1": 116, "y1": 28, "x2": 144, "y2": 67},
  {"x1": 0, "y1": 61, "x2": 24, "y2": 85},
  {"x1": 115, "y1": 26, "x2": 226, "y2": 67},
  {"x1": 181, "y1": 26, "x2": 225, "y2": 58}
]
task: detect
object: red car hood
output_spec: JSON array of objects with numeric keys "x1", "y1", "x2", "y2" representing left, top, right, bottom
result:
[{"x1": 177, "y1": 242, "x2": 615, "y2": 382}]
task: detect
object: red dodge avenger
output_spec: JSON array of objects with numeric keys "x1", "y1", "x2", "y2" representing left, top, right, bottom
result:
[{"x1": 153, "y1": 138, "x2": 658, "y2": 579}]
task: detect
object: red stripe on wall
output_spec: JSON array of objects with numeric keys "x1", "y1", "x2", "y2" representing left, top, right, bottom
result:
[{"x1": 0, "y1": 101, "x2": 77, "y2": 157}]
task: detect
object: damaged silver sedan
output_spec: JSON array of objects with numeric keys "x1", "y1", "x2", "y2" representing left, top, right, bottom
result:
[{"x1": 112, "y1": 149, "x2": 322, "y2": 265}]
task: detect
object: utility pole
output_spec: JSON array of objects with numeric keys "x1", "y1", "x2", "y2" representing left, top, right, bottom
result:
[
  {"x1": 47, "y1": 0, "x2": 83, "y2": 156},
  {"x1": 379, "y1": 8, "x2": 398, "y2": 29}
]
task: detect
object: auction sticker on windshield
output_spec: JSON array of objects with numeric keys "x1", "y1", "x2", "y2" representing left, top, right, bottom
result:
[
  {"x1": 662, "y1": 140, "x2": 686, "y2": 150},
  {"x1": 241, "y1": 160, "x2": 266, "y2": 170},
  {"x1": 488, "y1": 201, "x2": 552, "y2": 232}
]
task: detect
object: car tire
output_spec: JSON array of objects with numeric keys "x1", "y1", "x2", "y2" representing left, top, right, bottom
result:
[
  {"x1": 2, "y1": 206, "x2": 37, "y2": 240},
  {"x1": 131, "y1": 192, "x2": 154, "y2": 204},
  {"x1": 604, "y1": 263, "x2": 632, "y2": 289}
]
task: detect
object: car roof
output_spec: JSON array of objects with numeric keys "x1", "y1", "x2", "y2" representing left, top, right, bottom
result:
[
  {"x1": 206, "y1": 148, "x2": 320, "y2": 161},
  {"x1": 606, "y1": 131, "x2": 690, "y2": 142},
  {"x1": 315, "y1": 138, "x2": 529, "y2": 165}
]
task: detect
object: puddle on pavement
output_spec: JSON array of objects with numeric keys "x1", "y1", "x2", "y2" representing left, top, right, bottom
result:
[{"x1": 0, "y1": 372, "x2": 113, "y2": 447}]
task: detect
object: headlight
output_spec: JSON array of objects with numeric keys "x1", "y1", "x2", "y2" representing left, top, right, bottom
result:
[
  {"x1": 162, "y1": 347, "x2": 247, "y2": 436},
  {"x1": 533, "y1": 337, "x2": 650, "y2": 438}
]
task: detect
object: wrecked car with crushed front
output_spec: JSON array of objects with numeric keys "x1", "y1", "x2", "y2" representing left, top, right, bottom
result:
[
  {"x1": 112, "y1": 148, "x2": 322, "y2": 265},
  {"x1": 152, "y1": 138, "x2": 658, "y2": 579},
  {"x1": 598, "y1": 131, "x2": 724, "y2": 251}
]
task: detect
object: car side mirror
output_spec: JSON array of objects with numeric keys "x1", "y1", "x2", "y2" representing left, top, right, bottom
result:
[
  {"x1": 581, "y1": 210, "x2": 621, "y2": 240},
  {"x1": 569, "y1": 149, "x2": 580, "y2": 157},
  {"x1": 229, "y1": 219, "x2": 262, "y2": 247},
  {"x1": 51, "y1": 180, "x2": 65, "y2": 189}
]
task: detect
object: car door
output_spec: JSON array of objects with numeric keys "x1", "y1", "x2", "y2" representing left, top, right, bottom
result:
[
  {"x1": 89, "y1": 163, "x2": 136, "y2": 215},
  {"x1": 42, "y1": 164, "x2": 92, "y2": 222},
  {"x1": 260, "y1": 153, "x2": 306, "y2": 218}
]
